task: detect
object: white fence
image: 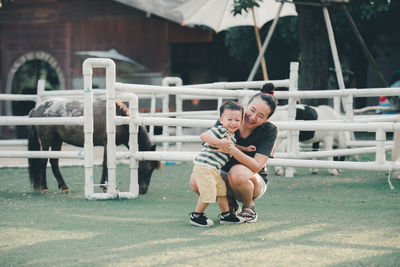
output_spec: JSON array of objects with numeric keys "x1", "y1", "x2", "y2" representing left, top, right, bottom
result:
[
  {"x1": 138, "y1": 78, "x2": 400, "y2": 154},
  {"x1": 96, "y1": 59, "x2": 400, "y2": 199},
  {"x1": 0, "y1": 81, "x2": 95, "y2": 198},
  {"x1": 1, "y1": 58, "x2": 400, "y2": 199}
]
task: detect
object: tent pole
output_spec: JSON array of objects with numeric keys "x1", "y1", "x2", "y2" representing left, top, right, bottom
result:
[
  {"x1": 323, "y1": 6, "x2": 345, "y2": 114},
  {"x1": 247, "y1": 2, "x2": 284, "y2": 81},
  {"x1": 251, "y1": 6, "x2": 269, "y2": 80},
  {"x1": 341, "y1": 5, "x2": 388, "y2": 87},
  {"x1": 323, "y1": 6, "x2": 345, "y2": 90}
]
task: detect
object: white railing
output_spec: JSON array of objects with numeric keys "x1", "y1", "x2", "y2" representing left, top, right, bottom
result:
[{"x1": 2, "y1": 58, "x2": 399, "y2": 200}]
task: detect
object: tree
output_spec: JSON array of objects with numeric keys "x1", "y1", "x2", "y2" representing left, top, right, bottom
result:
[
  {"x1": 332, "y1": 0, "x2": 396, "y2": 107},
  {"x1": 224, "y1": 16, "x2": 298, "y2": 80},
  {"x1": 290, "y1": 0, "x2": 392, "y2": 105},
  {"x1": 294, "y1": 0, "x2": 329, "y2": 105},
  {"x1": 0, "y1": 0, "x2": 13, "y2": 8},
  {"x1": 224, "y1": 0, "x2": 397, "y2": 106}
]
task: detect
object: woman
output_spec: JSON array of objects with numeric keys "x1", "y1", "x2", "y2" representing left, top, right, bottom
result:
[{"x1": 190, "y1": 84, "x2": 278, "y2": 223}]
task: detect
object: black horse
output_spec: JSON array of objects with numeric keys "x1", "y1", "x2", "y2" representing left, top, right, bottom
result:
[{"x1": 27, "y1": 98, "x2": 161, "y2": 194}]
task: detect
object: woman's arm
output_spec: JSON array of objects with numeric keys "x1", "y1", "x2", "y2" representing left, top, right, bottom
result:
[
  {"x1": 228, "y1": 146, "x2": 269, "y2": 173},
  {"x1": 210, "y1": 134, "x2": 267, "y2": 173},
  {"x1": 208, "y1": 131, "x2": 270, "y2": 172}
]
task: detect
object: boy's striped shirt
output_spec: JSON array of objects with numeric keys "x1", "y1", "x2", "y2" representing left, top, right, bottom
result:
[{"x1": 194, "y1": 125, "x2": 236, "y2": 170}]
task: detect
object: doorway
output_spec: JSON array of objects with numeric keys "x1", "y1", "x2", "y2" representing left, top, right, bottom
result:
[{"x1": 11, "y1": 59, "x2": 60, "y2": 138}]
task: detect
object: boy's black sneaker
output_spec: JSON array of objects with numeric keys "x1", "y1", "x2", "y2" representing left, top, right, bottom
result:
[
  {"x1": 219, "y1": 211, "x2": 244, "y2": 224},
  {"x1": 189, "y1": 212, "x2": 214, "y2": 227}
]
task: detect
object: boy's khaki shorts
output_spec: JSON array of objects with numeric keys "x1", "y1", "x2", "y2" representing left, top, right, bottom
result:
[{"x1": 193, "y1": 164, "x2": 227, "y2": 203}]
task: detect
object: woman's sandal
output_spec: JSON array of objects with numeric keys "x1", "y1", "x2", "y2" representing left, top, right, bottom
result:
[
  {"x1": 239, "y1": 205, "x2": 258, "y2": 223},
  {"x1": 228, "y1": 196, "x2": 241, "y2": 216}
]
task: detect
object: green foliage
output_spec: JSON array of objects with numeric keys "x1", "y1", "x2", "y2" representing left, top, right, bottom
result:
[
  {"x1": 224, "y1": 0, "x2": 399, "y2": 83},
  {"x1": 232, "y1": 0, "x2": 263, "y2": 15},
  {"x1": 0, "y1": 0, "x2": 13, "y2": 8},
  {"x1": 12, "y1": 60, "x2": 60, "y2": 94},
  {"x1": 330, "y1": 0, "x2": 399, "y2": 87},
  {"x1": 224, "y1": 27, "x2": 255, "y2": 64},
  {"x1": 347, "y1": 0, "x2": 400, "y2": 50},
  {"x1": 224, "y1": 16, "x2": 298, "y2": 79},
  {"x1": 355, "y1": 0, "x2": 391, "y2": 20}
]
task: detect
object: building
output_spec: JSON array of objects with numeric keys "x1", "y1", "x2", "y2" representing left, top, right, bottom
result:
[{"x1": 0, "y1": 0, "x2": 234, "y2": 137}]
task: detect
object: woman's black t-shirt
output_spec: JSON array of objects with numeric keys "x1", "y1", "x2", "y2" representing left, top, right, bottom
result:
[{"x1": 221, "y1": 121, "x2": 277, "y2": 172}]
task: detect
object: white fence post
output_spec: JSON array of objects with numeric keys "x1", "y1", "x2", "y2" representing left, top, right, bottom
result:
[
  {"x1": 149, "y1": 94, "x2": 156, "y2": 136},
  {"x1": 82, "y1": 60, "x2": 95, "y2": 199},
  {"x1": 376, "y1": 127, "x2": 386, "y2": 163},
  {"x1": 344, "y1": 93, "x2": 354, "y2": 122},
  {"x1": 162, "y1": 77, "x2": 183, "y2": 151},
  {"x1": 82, "y1": 58, "x2": 117, "y2": 200},
  {"x1": 105, "y1": 60, "x2": 117, "y2": 197},
  {"x1": 176, "y1": 95, "x2": 183, "y2": 151},
  {"x1": 161, "y1": 94, "x2": 169, "y2": 151},
  {"x1": 286, "y1": 62, "x2": 299, "y2": 177},
  {"x1": 129, "y1": 94, "x2": 140, "y2": 197},
  {"x1": 36, "y1": 79, "x2": 46, "y2": 105}
]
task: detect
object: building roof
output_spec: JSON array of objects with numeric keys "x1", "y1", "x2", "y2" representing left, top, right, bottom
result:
[{"x1": 113, "y1": 0, "x2": 188, "y2": 23}]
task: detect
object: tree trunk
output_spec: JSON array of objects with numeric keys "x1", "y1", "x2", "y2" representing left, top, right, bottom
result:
[
  {"x1": 295, "y1": 0, "x2": 330, "y2": 106},
  {"x1": 350, "y1": 54, "x2": 369, "y2": 108}
]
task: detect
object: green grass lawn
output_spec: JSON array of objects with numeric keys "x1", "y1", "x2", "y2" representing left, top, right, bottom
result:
[{"x1": 0, "y1": 162, "x2": 399, "y2": 266}]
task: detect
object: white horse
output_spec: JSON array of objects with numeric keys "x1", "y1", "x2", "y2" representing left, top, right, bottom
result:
[{"x1": 270, "y1": 105, "x2": 350, "y2": 176}]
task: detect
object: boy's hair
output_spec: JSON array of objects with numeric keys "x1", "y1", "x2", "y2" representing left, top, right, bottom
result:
[{"x1": 219, "y1": 101, "x2": 243, "y2": 117}]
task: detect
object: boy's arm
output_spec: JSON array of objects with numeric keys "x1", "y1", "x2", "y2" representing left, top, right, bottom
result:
[{"x1": 200, "y1": 131, "x2": 233, "y2": 147}]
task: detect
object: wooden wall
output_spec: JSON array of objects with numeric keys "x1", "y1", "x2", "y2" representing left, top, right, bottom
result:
[
  {"x1": 2, "y1": 22, "x2": 70, "y2": 84},
  {"x1": 0, "y1": 0, "x2": 212, "y2": 91}
]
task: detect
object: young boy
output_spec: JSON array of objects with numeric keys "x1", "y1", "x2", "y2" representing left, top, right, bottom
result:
[{"x1": 189, "y1": 101, "x2": 252, "y2": 227}]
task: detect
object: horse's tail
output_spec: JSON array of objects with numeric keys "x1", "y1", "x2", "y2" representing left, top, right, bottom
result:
[{"x1": 27, "y1": 124, "x2": 42, "y2": 190}]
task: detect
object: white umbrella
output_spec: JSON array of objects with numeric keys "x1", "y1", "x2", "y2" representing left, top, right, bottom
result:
[
  {"x1": 174, "y1": 0, "x2": 296, "y2": 32},
  {"x1": 174, "y1": 0, "x2": 297, "y2": 80},
  {"x1": 75, "y1": 48, "x2": 148, "y2": 73}
]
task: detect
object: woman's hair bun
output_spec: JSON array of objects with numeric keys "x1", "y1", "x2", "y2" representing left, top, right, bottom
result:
[{"x1": 260, "y1": 83, "x2": 275, "y2": 95}]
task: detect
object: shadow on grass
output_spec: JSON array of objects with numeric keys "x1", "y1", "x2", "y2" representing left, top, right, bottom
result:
[{"x1": 0, "y1": 163, "x2": 399, "y2": 266}]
